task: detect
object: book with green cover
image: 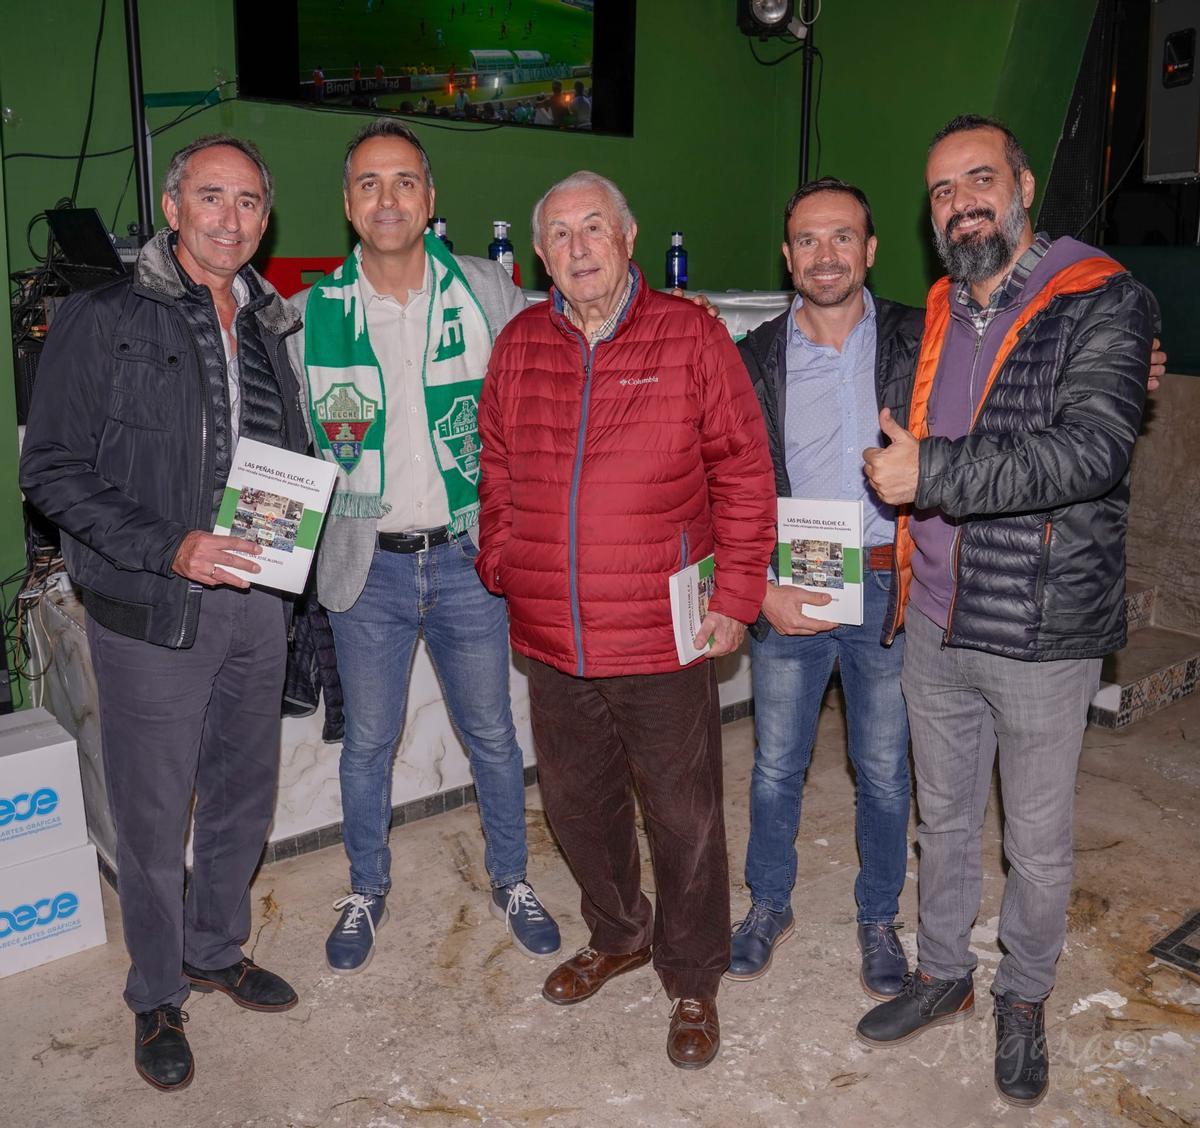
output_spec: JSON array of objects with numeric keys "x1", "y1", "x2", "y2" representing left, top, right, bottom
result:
[
  {"x1": 668, "y1": 553, "x2": 716, "y2": 665},
  {"x1": 213, "y1": 438, "x2": 338, "y2": 594},
  {"x1": 776, "y1": 497, "x2": 864, "y2": 626}
]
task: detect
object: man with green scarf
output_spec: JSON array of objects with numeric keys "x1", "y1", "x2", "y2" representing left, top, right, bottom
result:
[{"x1": 287, "y1": 119, "x2": 560, "y2": 973}]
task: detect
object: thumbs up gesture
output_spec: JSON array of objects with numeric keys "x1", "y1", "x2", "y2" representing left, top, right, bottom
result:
[{"x1": 863, "y1": 408, "x2": 919, "y2": 505}]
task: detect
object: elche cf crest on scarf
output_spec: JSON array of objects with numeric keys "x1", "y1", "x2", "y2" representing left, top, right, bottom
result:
[
  {"x1": 314, "y1": 384, "x2": 380, "y2": 475},
  {"x1": 432, "y1": 394, "x2": 481, "y2": 486}
]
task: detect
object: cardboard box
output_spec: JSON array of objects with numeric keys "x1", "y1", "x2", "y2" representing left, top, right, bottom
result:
[
  {"x1": 0, "y1": 708, "x2": 87, "y2": 868},
  {"x1": 0, "y1": 842, "x2": 107, "y2": 978}
]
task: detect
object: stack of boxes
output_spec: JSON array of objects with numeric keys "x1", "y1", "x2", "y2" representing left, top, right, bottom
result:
[{"x1": 0, "y1": 708, "x2": 106, "y2": 978}]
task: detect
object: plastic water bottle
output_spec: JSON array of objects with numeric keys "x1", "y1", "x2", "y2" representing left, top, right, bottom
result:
[
  {"x1": 432, "y1": 217, "x2": 454, "y2": 253},
  {"x1": 665, "y1": 231, "x2": 688, "y2": 289},
  {"x1": 488, "y1": 220, "x2": 515, "y2": 278}
]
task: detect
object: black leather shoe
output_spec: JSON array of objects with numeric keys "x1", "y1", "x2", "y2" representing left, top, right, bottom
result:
[
  {"x1": 183, "y1": 956, "x2": 298, "y2": 1011},
  {"x1": 856, "y1": 970, "x2": 974, "y2": 1046},
  {"x1": 134, "y1": 1006, "x2": 193, "y2": 1091},
  {"x1": 994, "y1": 991, "x2": 1049, "y2": 1107},
  {"x1": 858, "y1": 922, "x2": 908, "y2": 1000}
]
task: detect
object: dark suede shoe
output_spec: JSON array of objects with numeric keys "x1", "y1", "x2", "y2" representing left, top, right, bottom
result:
[
  {"x1": 856, "y1": 970, "x2": 974, "y2": 1046},
  {"x1": 857, "y1": 922, "x2": 908, "y2": 1000},
  {"x1": 183, "y1": 956, "x2": 298, "y2": 1012},
  {"x1": 542, "y1": 945, "x2": 652, "y2": 1005},
  {"x1": 134, "y1": 1006, "x2": 193, "y2": 1092},
  {"x1": 667, "y1": 997, "x2": 720, "y2": 1070},
  {"x1": 725, "y1": 902, "x2": 794, "y2": 981},
  {"x1": 994, "y1": 991, "x2": 1049, "y2": 1107}
]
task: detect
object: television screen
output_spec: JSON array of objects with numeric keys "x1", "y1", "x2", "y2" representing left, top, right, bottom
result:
[{"x1": 235, "y1": 1, "x2": 636, "y2": 136}]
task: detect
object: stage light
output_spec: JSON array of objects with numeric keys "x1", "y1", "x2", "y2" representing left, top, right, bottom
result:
[{"x1": 737, "y1": 0, "x2": 796, "y2": 38}]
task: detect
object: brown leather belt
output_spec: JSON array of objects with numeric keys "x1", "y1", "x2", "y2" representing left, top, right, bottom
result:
[
  {"x1": 377, "y1": 527, "x2": 453, "y2": 554},
  {"x1": 866, "y1": 544, "x2": 895, "y2": 572}
]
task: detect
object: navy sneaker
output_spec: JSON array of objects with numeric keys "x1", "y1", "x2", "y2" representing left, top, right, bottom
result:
[
  {"x1": 490, "y1": 881, "x2": 561, "y2": 957},
  {"x1": 725, "y1": 902, "x2": 795, "y2": 981},
  {"x1": 858, "y1": 922, "x2": 908, "y2": 1000},
  {"x1": 325, "y1": 892, "x2": 388, "y2": 974}
]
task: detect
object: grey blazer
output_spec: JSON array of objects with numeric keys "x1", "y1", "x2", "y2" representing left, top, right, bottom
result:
[{"x1": 286, "y1": 253, "x2": 529, "y2": 612}]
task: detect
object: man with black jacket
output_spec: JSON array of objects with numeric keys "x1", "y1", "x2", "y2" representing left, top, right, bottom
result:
[
  {"x1": 726, "y1": 178, "x2": 923, "y2": 999},
  {"x1": 20, "y1": 136, "x2": 306, "y2": 1092},
  {"x1": 858, "y1": 116, "x2": 1157, "y2": 1108}
]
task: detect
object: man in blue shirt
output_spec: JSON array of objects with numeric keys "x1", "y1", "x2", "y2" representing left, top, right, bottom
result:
[{"x1": 728, "y1": 178, "x2": 923, "y2": 999}]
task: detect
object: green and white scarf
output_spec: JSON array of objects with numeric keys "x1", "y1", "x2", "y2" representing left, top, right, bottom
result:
[{"x1": 303, "y1": 233, "x2": 493, "y2": 534}]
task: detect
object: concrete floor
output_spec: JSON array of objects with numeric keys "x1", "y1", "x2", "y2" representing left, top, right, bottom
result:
[{"x1": 4, "y1": 688, "x2": 1198, "y2": 1128}]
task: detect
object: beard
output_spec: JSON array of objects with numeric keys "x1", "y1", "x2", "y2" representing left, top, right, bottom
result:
[
  {"x1": 933, "y1": 187, "x2": 1027, "y2": 284},
  {"x1": 797, "y1": 264, "x2": 862, "y2": 308}
]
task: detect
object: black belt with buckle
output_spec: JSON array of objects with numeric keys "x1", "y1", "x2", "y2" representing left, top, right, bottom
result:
[{"x1": 377, "y1": 527, "x2": 453, "y2": 553}]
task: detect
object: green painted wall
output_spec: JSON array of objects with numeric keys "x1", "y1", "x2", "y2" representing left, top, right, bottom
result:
[{"x1": 808, "y1": 0, "x2": 1096, "y2": 305}]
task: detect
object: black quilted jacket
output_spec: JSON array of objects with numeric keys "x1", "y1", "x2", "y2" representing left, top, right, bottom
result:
[
  {"x1": 20, "y1": 231, "x2": 308, "y2": 648},
  {"x1": 889, "y1": 270, "x2": 1156, "y2": 661}
]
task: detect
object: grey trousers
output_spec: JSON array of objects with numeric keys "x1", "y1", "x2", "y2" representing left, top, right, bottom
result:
[
  {"x1": 86, "y1": 586, "x2": 287, "y2": 1013},
  {"x1": 901, "y1": 606, "x2": 1102, "y2": 1001}
]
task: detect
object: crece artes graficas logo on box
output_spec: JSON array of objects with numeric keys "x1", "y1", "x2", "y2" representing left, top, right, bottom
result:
[
  {"x1": 0, "y1": 891, "x2": 80, "y2": 937},
  {"x1": 0, "y1": 788, "x2": 59, "y2": 826}
]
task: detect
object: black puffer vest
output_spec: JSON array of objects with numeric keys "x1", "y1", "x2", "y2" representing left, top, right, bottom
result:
[{"x1": 168, "y1": 239, "x2": 295, "y2": 522}]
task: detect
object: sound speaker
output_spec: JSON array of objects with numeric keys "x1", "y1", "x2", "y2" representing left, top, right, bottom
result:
[{"x1": 1146, "y1": 0, "x2": 1200, "y2": 182}]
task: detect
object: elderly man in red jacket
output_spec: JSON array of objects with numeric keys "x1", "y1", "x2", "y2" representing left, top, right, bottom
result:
[{"x1": 476, "y1": 170, "x2": 776, "y2": 1069}]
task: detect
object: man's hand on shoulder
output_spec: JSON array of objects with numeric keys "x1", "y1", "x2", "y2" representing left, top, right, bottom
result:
[
  {"x1": 863, "y1": 408, "x2": 919, "y2": 505},
  {"x1": 762, "y1": 583, "x2": 837, "y2": 636},
  {"x1": 1149, "y1": 335, "x2": 1166, "y2": 391},
  {"x1": 693, "y1": 610, "x2": 745, "y2": 657},
  {"x1": 671, "y1": 288, "x2": 727, "y2": 330},
  {"x1": 171, "y1": 531, "x2": 263, "y2": 589}
]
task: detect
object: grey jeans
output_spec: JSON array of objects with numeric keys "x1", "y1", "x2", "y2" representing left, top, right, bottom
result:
[
  {"x1": 901, "y1": 606, "x2": 1102, "y2": 1001},
  {"x1": 86, "y1": 586, "x2": 287, "y2": 1013}
]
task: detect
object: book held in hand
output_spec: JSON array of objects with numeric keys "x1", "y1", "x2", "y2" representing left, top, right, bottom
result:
[
  {"x1": 668, "y1": 553, "x2": 716, "y2": 665},
  {"x1": 776, "y1": 498, "x2": 864, "y2": 626},
  {"x1": 213, "y1": 438, "x2": 338, "y2": 594}
]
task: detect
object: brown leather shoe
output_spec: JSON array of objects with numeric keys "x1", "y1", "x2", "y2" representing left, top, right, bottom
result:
[
  {"x1": 667, "y1": 997, "x2": 720, "y2": 1070},
  {"x1": 542, "y1": 944, "x2": 652, "y2": 1005}
]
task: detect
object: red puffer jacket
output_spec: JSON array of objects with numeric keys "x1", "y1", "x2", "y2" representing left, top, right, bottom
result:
[{"x1": 476, "y1": 269, "x2": 776, "y2": 678}]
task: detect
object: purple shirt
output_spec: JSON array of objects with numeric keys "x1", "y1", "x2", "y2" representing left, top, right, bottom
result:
[{"x1": 908, "y1": 235, "x2": 1101, "y2": 629}]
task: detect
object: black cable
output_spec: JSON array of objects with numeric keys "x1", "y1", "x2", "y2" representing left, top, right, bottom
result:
[
  {"x1": 4, "y1": 81, "x2": 235, "y2": 163},
  {"x1": 112, "y1": 157, "x2": 136, "y2": 231},
  {"x1": 812, "y1": 47, "x2": 824, "y2": 179},
  {"x1": 25, "y1": 211, "x2": 50, "y2": 262},
  {"x1": 1075, "y1": 137, "x2": 1146, "y2": 240},
  {"x1": 401, "y1": 117, "x2": 505, "y2": 133},
  {"x1": 70, "y1": 0, "x2": 109, "y2": 204},
  {"x1": 748, "y1": 35, "x2": 808, "y2": 67}
]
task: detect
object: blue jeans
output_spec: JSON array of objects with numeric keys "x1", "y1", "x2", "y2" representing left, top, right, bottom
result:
[
  {"x1": 745, "y1": 569, "x2": 910, "y2": 923},
  {"x1": 328, "y1": 536, "x2": 528, "y2": 896}
]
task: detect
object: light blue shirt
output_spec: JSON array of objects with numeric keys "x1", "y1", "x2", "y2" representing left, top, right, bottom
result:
[{"x1": 782, "y1": 288, "x2": 895, "y2": 547}]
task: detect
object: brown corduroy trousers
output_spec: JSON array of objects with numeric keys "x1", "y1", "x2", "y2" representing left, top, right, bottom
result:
[{"x1": 527, "y1": 658, "x2": 730, "y2": 999}]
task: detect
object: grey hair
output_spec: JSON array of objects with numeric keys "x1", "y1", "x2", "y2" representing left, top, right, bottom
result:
[
  {"x1": 342, "y1": 118, "x2": 434, "y2": 191},
  {"x1": 163, "y1": 134, "x2": 274, "y2": 210},
  {"x1": 531, "y1": 170, "x2": 635, "y2": 246}
]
